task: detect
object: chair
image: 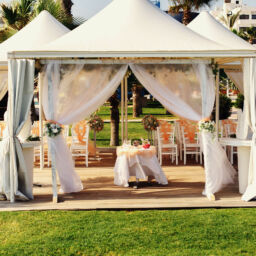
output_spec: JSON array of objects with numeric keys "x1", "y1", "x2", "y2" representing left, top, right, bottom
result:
[
  {"x1": 157, "y1": 121, "x2": 178, "y2": 166},
  {"x1": 31, "y1": 121, "x2": 41, "y2": 163},
  {"x1": 181, "y1": 126, "x2": 202, "y2": 165},
  {"x1": 224, "y1": 122, "x2": 237, "y2": 165},
  {"x1": 70, "y1": 120, "x2": 90, "y2": 167}
]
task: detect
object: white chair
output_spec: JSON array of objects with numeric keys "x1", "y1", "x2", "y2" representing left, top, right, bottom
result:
[
  {"x1": 224, "y1": 123, "x2": 237, "y2": 165},
  {"x1": 181, "y1": 127, "x2": 202, "y2": 165},
  {"x1": 157, "y1": 126, "x2": 178, "y2": 166},
  {"x1": 70, "y1": 121, "x2": 90, "y2": 167}
]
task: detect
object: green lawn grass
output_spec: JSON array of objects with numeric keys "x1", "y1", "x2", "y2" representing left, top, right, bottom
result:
[
  {"x1": 0, "y1": 209, "x2": 256, "y2": 256},
  {"x1": 96, "y1": 105, "x2": 175, "y2": 121},
  {"x1": 89, "y1": 122, "x2": 149, "y2": 147}
]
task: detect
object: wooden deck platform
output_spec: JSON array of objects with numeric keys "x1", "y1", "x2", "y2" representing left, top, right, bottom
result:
[{"x1": 1, "y1": 165, "x2": 256, "y2": 211}]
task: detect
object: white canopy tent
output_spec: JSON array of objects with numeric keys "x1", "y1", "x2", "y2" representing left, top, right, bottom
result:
[
  {"x1": 188, "y1": 11, "x2": 256, "y2": 201},
  {"x1": 0, "y1": 11, "x2": 70, "y2": 171},
  {"x1": 3, "y1": 0, "x2": 256, "y2": 203},
  {"x1": 0, "y1": 10, "x2": 70, "y2": 101}
]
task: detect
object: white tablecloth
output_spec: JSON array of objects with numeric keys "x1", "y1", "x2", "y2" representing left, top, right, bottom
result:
[{"x1": 114, "y1": 150, "x2": 168, "y2": 187}]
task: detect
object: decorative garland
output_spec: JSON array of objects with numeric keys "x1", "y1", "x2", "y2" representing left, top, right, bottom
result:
[
  {"x1": 44, "y1": 121, "x2": 62, "y2": 138},
  {"x1": 88, "y1": 116, "x2": 104, "y2": 133},
  {"x1": 142, "y1": 115, "x2": 159, "y2": 132}
]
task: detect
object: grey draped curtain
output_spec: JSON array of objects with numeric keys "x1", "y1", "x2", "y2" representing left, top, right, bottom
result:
[{"x1": 0, "y1": 59, "x2": 34, "y2": 202}]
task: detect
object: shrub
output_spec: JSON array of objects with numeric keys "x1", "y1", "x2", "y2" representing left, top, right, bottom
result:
[{"x1": 211, "y1": 94, "x2": 232, "y2": 120}]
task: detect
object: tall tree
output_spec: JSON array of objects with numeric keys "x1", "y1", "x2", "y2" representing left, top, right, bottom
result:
[
  {"x1": 218, "y1": 10, "x2": 240, "y2": 30},
  {"x1": 169, "y1": 0, "x2": 215, "y2": 25},
  {"x1": 58, "y1": 0, "x2": 73, "y2": 16},
  {"x1": 109, "y1": 93, "x2": 120, "y2": 146}
]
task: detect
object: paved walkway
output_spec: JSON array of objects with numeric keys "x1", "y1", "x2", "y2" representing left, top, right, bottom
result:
[{"x1": 1, "y1": 166, "x2": 256, "y2": 211}]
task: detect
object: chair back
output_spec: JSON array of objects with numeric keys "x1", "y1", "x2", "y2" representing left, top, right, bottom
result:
[
  {"x1": 177, "y1": 119, "x2": 198, "y2": 143},
  {"x1": 72, "y1": 120, "x2": 90, "y2": 145},
  {"x1": 0, "y1": 122, "x2": 6, "y2": 138},
  {"x1": 157, "y1": 121, "x2": 175, "y2": 147},
  {"x1": 31, "y1": 121, "x2": 40, "y2": 136},
  {"x1": 222, "y1": 120, "x2": 237, "y2": 137}
]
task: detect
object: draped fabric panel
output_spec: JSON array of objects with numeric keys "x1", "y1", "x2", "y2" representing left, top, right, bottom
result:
[
  {"x1": 131, "y1": 63, "x2": 234, "y2": 197},
  {"x1": 242, "y1": 58, "x2": 256, "y2": 201},
  {"x1": 225, "y1": 70, "x2": 244, "y2": 94},
  {"x1": 130, "y1": 63, "x2": 214, "y2": 121},
  {"x1": 0, "y1": 60, "x2": 34, "y2": 201},
  {"x1": 0, "y1": 70, "x2": 8, "y2": 101},
  {"x1": 42, "y1": 62, "x2": 128, "y2": 193}
]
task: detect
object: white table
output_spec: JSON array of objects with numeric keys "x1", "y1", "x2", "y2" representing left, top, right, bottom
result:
[
  {"x1": 220, "y1": 138, "x2": 251, "y2": 194},
  {"x1": 21, "y1": 141, "x2": 41, "y2": 199},
  {"x1": 114, "y1": 146, "x2": 168, "y2": 187}
]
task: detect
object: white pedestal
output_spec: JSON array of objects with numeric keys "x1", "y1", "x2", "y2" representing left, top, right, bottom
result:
[
  {"x1": 220, "y1": 138, "x2": 251, "y2": 195},
  {"x1": 22, "y1": 147, "x2": 34, "y2": 199},
  {"x1": 237, "y1": 147, "x2": 250, "y2": 194},
  {"x1": 21, "y1": 142, "x2": 40, "y2": 200}
]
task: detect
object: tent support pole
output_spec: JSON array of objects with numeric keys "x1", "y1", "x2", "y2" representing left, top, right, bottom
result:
[
  {"x1": 38, "y1": 72, "x2": 44, "y2": 170},
  {"x1": 121, "y1": 79, "x2": 124, "y2": 143},
  {"x1": 125, "y1": 74, "x2": 128, "y2": 140},
  {"x1": 215, "y1": 70, "x2": 220, "y2": 140}
]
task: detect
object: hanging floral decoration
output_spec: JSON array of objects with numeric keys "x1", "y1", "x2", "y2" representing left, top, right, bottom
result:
[
  {"x1": 142, "y1": 115, "x2": 159, "y2": 132},
  {"x1": 199, "y1": 120, "x2": 216, "y2": 133},
  {"x1": 44, "y1": 121, "x2": 63, "y2": 137},
  {"x1": 88, "y1": 115, "x2": 104, "y2": 132}
]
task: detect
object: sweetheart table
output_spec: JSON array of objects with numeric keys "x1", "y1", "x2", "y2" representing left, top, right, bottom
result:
[
  {"x1": 220, "y1": 138, "x2": 251, "y2": 194},
  {"x1": 114, "y1": 145, "x2": 168, "y2": 187}
]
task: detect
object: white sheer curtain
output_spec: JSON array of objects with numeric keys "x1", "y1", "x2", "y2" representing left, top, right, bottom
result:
[
  {"x1": 42, "y1": 62, "x2": 128, "y2": 193},
  {"x1": 242, "y1": 58, "x2": 256, "y2": 201},
  {"x1": 0, "y1": 70, "x2": 8, "y2": 101},
  {"x1": 130, "y1": 63, "x2": 214, "y2": 121},
  {"x1": 131, "y1": 63, "x2": 235, "y2": 198},
  {"x1": 225, "y1": 70, "x2": 244, "y2": 94}
]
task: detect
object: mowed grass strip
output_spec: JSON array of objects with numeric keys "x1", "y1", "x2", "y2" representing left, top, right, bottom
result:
[{"x1": 0, "y1": 209, "x2": 256, "y2": 256}]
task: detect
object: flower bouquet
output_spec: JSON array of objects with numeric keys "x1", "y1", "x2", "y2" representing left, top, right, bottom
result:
[
  {"x1": 45, "y1": 122, "x2": 62, "y2": 138},
  {"x1": 142, "y1": 115, "x2": 159, "y2": 144},
  {"x1": 199, "y1": 120, "x2": 216, "y2": 133},
  {"x1": 88, "y1": 115, "x2": 104, "y2": 147}
]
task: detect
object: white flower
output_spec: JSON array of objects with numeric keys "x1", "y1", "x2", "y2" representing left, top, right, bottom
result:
[{"x1": 52, "y1": 128, "x2": 58, "y2": 133}]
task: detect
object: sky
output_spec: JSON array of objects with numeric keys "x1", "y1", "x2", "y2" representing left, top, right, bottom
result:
[{"x1": 1, "y1": 0, "x2": 256, "y2": 19}]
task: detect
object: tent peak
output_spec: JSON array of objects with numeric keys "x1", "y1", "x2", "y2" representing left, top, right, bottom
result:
[{"x1": 188, "y1": 11, "x2": 256, "y2": 51}]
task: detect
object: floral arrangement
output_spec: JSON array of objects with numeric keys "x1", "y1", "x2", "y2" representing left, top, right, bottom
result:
[
  {"x1": 199, "y1": 120, "x2": 216, "y2": 133},
  {"x1": 44, "y1": 122, "x2": 62, "y2": 137},
  {"x1": 142, "y1": 115, "x2": 159, "y2": 132},
  {"x1": 88, "y1": 115, "x2": 104, "y2": 132},
  {"x1": 26, "y1": 135, "x2": 40, "y2": 142}
]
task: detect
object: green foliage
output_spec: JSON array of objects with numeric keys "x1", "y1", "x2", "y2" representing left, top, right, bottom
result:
[
  {"x1": 211, "y1": 94, "x2": 232, "y2": 121},
  {"x1": 219, "y1": 10, "x2": 240, "y2": 30},
  {"x1": 0, "y1": 0, "x2": 84, "y2": 41},
  {"x1": 234, "y1": 93, "x2": 244, "y2": 110},
  {"x1": 0, "y1": 209, "x2": 256, "y2": 255}
]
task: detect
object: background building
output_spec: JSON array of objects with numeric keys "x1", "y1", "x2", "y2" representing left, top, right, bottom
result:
[{"x1": 212, "y1": 0, "x2": 256, "y2": 31}]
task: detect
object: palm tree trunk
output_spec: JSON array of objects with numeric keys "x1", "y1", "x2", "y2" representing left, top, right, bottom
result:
[
  {"x1": 182, "y1": 7, "x2": 190, "y2": 25},
  {"x1": 132, "y1": 84, "x2": 142, "y2": 118},
  {"x1": 109, "y1": 94, "x2": 120, "y2": 146},
  {"x1": 59, "y1": 0, "x2": 73, "y2": 15}
]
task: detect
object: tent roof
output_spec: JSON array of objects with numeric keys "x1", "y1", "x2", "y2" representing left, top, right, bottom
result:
[
  {"x1": 187, "y1": 11, "x2": 256, "y2": 51},
  {"x1": 11, "y1": 0, "x2": 252, "y2": 59},
  {"x1": 0, "y1": 11, "x2": 70, "y2": 62}
]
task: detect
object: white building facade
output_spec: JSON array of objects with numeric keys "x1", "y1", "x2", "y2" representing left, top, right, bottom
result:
[{"x1": 212, "y1": 0, "x2": 256, "y2": 31}]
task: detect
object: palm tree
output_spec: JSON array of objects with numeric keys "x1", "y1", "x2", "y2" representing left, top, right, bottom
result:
[
  {"x1": 0, "y1": 0, "x2": 82, "y2": 42},
  {"x1": 109, "y1": 93, "x2": 120, "y2": 146},
  {"x1": 243, "y1": 26, "x2": 256, "y2": 44},
  {"x1": 169, "y1": 0, "x2": 216, "y2": 25},
  {"x1": 58, "y1": 0, "x2": 73, "y2": 16},
  {"x1": 218, "y1": 10, "x2": 240, "y2": 30}
]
